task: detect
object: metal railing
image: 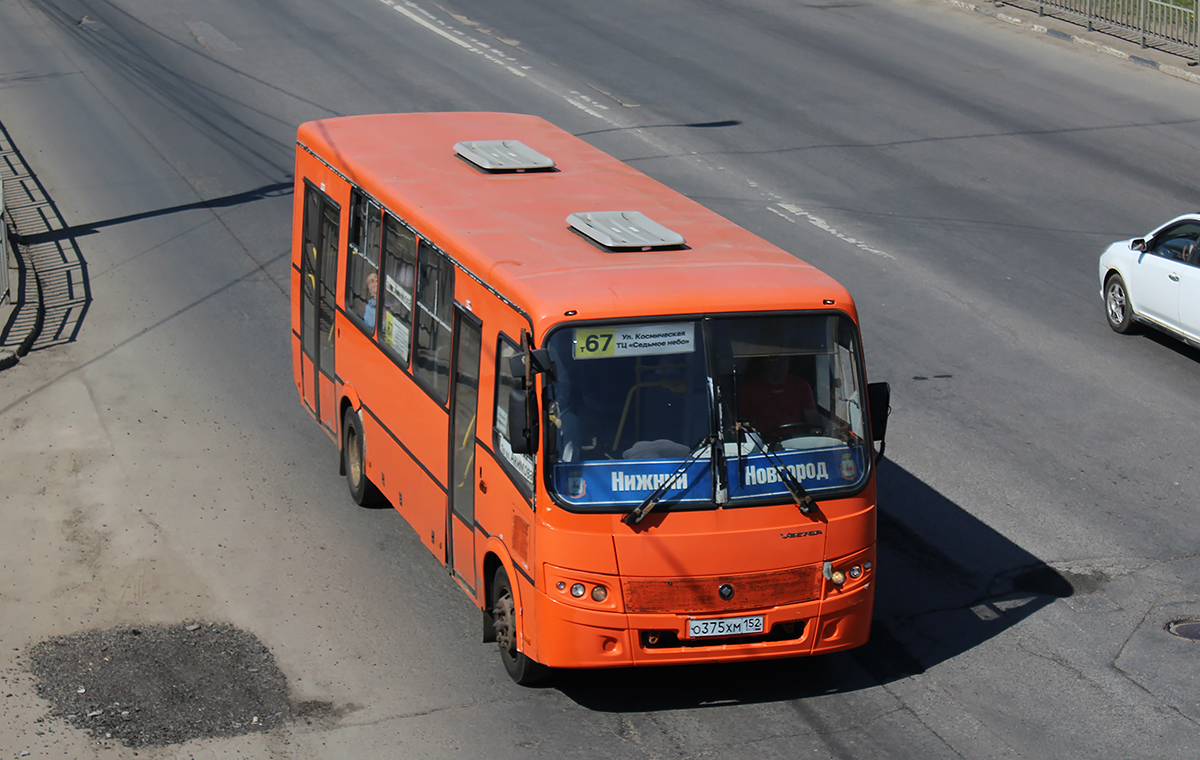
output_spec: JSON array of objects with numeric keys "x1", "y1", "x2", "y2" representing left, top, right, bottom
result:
[
  {"x1": 1, "y1": 180, "x2": 8, "y2": 306},
  {"x1": 1005, "y1": 0, "x2": 1199, "y2": 63}
]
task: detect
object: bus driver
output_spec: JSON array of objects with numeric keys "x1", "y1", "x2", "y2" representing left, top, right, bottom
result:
[{"x1": 737, "y1": 355, "x2": 823, "y2": 440}]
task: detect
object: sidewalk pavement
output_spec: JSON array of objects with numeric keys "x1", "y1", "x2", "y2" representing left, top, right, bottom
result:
[
  {"x1": 0, "y1": 0, "x2": 1195, "y2": 372},
  {"x1": 940, "y1": 0, "x2": 1200, "y2": 86}
]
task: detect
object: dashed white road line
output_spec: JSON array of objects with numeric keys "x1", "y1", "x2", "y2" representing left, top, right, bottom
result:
[
  {"x1": 376, "y1": 0, "x2": 897, "y2": 261},
  {"x1": 772, "y1": 203, "x2": 895, "y2": 259},
  {"x1": 380, "y1": 0, "x2": 528, "y2": 77},
  {"x1": 563, "y1": 91, "x2": 611, "y2": 119}
]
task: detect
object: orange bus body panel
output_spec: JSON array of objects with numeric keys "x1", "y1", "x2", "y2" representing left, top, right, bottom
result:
[
  {"x1": 295, "y1": 113, "x2": 856, "y2": 340},
  {"x1": 291, "y1": 112, "x2": 879, "y2": 673}
]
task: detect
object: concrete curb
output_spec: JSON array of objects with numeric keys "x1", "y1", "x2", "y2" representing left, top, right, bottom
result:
[{"x1": 943, "y1": 0, "x2": 1200, "y2": 86}]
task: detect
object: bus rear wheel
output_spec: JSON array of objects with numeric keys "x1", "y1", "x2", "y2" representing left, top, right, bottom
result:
[
  {"x1": 491, "y1": 566, "x2": 549, "y2": 685},
  {"x1": 342, "y1": 410, "x2": 382, "y2": 506}
]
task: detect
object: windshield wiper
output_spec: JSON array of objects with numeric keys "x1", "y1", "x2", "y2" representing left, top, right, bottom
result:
[
  {"x1": 710, "y1": 375, "x2": 729, "y2": 505},
  {"x1": 735, "y1": 421, "x2": 820, "y2": 515},
  {"x1": 622, "y1": 434, "x2": 716, "y2": 526}
]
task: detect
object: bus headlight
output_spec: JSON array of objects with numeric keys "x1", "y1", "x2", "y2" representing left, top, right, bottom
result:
[
  {"x1": 545, "y1": 563, "x2": 623, "y2": 611},
  {"x1": 824, "y1": 557, "x2": 872, "y2": 590}
]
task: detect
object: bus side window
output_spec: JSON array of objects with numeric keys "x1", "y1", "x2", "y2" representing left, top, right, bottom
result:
[
  {"x1": 379, "y1": 213, "x2": 416, "y2": 368},
  {"x1": 494, "y1": 337, "x2": 535, "y2": 495},
  {"x1": 414, "y1": 240, "x2": 455, "y2": 402},
  {"x1": 345, "y1": 191, "x2": 382, "y2": 335}
]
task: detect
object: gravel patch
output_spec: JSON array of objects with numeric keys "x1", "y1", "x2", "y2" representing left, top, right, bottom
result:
[{"x1": 27, "y1": 622, "x2": 303, "y2": 747}]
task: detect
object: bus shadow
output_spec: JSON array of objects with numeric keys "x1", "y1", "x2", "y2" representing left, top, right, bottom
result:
[{"x1": 552, "y1": 458, "x2": 1076, "y2": 710}]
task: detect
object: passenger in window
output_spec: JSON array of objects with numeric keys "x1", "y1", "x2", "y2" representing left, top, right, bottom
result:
[
  {"x1": 363, "y1": 272, "x2": 378, "y2": 329},
  {"x1": 737, "y1": 356, "x2": 821, "y2": 437}
]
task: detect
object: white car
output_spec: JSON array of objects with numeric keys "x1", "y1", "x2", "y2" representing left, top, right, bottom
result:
[{"x1": 1099, "y1": 213, "x2": 1200, "y2": 349}]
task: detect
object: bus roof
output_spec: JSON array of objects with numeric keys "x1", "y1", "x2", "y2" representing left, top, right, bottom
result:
[{"x1": 297, "y1": 112, "x2": 855, "y2": 332}]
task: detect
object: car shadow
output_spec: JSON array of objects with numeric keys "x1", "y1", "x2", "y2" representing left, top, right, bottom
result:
[
  {"x1": 1140, "y1": 327, "x2": 1200, "y2": 362},
  {"x1": 550, "y1": 458, "x2": 1075, "y2": 710}
]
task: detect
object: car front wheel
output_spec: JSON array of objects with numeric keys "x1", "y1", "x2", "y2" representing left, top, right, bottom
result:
[{"x1": 1105, "y1": 274, "x2": 1135, "y2": 334}]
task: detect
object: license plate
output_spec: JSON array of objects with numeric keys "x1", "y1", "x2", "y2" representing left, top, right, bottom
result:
[{"x1": 687, "y1": 614, "x2": 765, "y2": 638}]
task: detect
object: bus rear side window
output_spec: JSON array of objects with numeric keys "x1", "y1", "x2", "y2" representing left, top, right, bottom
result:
[
  {"x1": 414, "y1": 240, "x2": 455, "y2": 402},
  {"x1": 380, "y1": 214, "x2": 416, "y2": 367},
  {"x1": 346, "y1": 191, "x2": 382, "y2": 335}
]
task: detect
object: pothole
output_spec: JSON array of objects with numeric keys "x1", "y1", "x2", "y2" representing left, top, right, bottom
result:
[
  {"x1": 27, "y1": 622, "x2": 336, "y2": 747},
  {"x1": 1166, "y1": 619, "x2": 1200, "y2": 641}
]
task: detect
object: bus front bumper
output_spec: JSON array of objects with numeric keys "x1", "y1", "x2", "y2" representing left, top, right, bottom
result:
[{"x1": 530, "y1": 580, "x2": 874, "y2": 669}]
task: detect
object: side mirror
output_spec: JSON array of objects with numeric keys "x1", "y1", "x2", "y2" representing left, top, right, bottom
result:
[
  {"x1": 508, "y1": 348, "x2": 552, "y2": 387},
  {"x1": 867, "y1": 382, "x2": 890, "y2": 443},
  {"x1": 507, "y1": 388, "x2": 539, "y2": 455},
  {"x1": 1131, "y1": 238, "x2": 1147, "y2": 252}
]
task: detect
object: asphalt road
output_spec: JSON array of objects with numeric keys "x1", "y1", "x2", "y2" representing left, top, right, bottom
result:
[{"x1": 0, "y1": 0, "x2": 1197, "y2": 757}]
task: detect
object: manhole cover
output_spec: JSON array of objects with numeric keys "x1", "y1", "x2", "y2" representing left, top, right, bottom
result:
[{"x1": 1167, "y1": 619, "x2": 1200, "y2": 641}]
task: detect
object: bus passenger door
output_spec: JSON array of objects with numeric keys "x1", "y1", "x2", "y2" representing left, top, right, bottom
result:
[
  {"x1": 299, "y1": 183, "x2": 340, "y2": 434},
  {"x1": 448, "y1": 307, "x2": 483, "y2": 592}
]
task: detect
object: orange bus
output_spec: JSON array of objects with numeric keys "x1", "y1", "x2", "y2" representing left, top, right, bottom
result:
[{"x1": 291, "y1": 112, "x2": 891, "y2": 683}]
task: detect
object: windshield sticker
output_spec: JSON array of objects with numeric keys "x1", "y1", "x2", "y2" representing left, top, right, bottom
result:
[
  {"x1": 381, "y1": 312, "x2": 410, "y2": 358},
  {"x1": 552, "y1": 458, "x2": 712, "y2": 506},
  {"x1": 573, "y1": 322, "x2": 695, "y2": 360},
  {"x1": 494, "y1": 407, "x2": 535, "y2": 484}
]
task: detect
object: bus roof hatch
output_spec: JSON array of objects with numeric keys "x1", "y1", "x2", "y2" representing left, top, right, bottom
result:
[
  {"x1": 567, "y1": 211, "x2": 686, "y2": 251},
  {"x1": 454, "y1": 140, "x2": 555, "y2": 172}
]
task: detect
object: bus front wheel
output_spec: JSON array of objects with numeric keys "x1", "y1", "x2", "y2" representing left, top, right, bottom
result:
[
  {"x1": 491, "y1": 566, "x2": 549, "y2": 685},
  {"x1": 342, "y1": 410, "x2": 382, "y2": 507}
]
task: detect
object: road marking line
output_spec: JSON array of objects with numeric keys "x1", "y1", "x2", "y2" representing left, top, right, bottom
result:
[
  {"x1": 381, "y1": 0, "x2": 527, "y2": 77},
  {"x1": 564, "y1": 91, "x2": 610, "y2": 119},
  {"x1": 377, "y1": 0, "x2": 894, "y2": 261},
  {"x1": 772, "y1": 203, "x2": 895, "y2": 258}
]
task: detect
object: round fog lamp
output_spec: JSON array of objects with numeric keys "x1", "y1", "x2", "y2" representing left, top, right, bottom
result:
[
  {"x1": 591, "y1": 585, "x2": 608, "y2": 602},
  {"x1": 848, "y1": 565, "x2": 862, "y2": 579},
  {"x1": 830, "y1": 570, "x2": 846, "y2": 586},
  {"x1": 570, "y1": 583, "x2": 586, "y2": 598},
  {"x1": 556, "y1": 581, "x2": 566, "y2": 591}
]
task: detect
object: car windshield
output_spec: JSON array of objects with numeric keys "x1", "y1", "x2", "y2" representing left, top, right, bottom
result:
[{"x1": 543, "y1": 314, "x2": 870, "y2": 511}]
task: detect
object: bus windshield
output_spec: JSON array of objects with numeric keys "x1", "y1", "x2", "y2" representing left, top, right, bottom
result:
[{"x1": 544, "y1": 314, "x2": 870, "y2": 511}]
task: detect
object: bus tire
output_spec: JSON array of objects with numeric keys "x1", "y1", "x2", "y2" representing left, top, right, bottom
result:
[
  {"x1": 342, "y1": 410, "x2": 383, "y2": 507},
  {"x1": 491, "y1": 565, "x2": 549, "y2": 685}
]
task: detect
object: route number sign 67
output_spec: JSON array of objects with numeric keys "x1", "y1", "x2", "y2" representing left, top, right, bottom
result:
[
  {"x1": 572, "y1": 322, "x2": 696, "y2": 361},
  {"x1": 574, "y1": 327, "x2": 616, "y2": 359}
]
